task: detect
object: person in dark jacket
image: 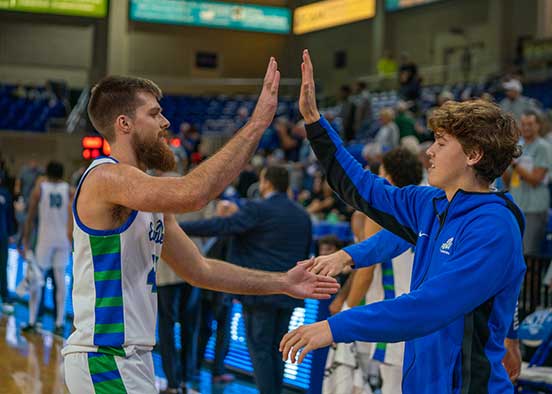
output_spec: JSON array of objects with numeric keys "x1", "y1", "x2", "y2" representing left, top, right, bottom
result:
[
  {"x1": 0, "y1": 175, "x2": 16, "y2": 313},
  {"x1": 180, "y1": 165, "x2": 312, "y2": 394}
]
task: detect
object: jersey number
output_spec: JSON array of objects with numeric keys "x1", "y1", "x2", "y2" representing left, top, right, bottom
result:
[{"x1": 49, "y1": 193, "x2": 62, "y2": 209}]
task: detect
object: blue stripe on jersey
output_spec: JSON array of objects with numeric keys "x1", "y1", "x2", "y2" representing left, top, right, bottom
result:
[
  {"x1": 95, "y1": 279, "x2": 123, "y2": 298},
  {"x1": 94, "y1": 332, "x2": 125, "y2": 346},
  {"x1": 91, "y1": 369, "x2": 122, "y2": 385},
  {"x1": 95, "y1": 306, "x2": 125, "y2": 325},
  {"x1": 92, "y1": 253, "x2": 121, "y2": 272}
]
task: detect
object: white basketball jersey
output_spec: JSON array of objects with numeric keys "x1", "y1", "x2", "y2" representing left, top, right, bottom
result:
[
  {"x1": 360, "y1": 248, "x2": 414, "y2": 366},
  {"x1": 37, "y1": 181, "x2": 70, "y2": 246},
  {"x1": 63, "y1": 157, "x2": 164, "y2": 357}
]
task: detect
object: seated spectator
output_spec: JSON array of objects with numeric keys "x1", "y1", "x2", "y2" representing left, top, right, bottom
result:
[
  {"x1": 499, "y1": 79, "x2": 539, "y2": 121},
  {"x1": 363, "y1": 108, "x2": 400, "y2": 162},
  {"x1": 179, "y1": 122, "x2": 201, "y2": 157},
  {"x1": 274, "y1": 116, "x2": 302, "y2": 162},
  {"x1": 394, "y1": 101, "x2": 417, "y2": 142},
  {"x1": 233, "y1": 106, "x2": 250, "y2": 130}
]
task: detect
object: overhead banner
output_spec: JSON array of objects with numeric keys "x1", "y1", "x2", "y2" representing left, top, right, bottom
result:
[
  {"x1": 386, "y1": 0, "x2": 443, "y2": 11},
  {"x1": 129, "y1": 0, "x2": 291, "y2": 34},
  {"x1": 293, "y1": 0, "x2": 375, "y2": 35},
  {"x1": 0, "y1": 0, "x2": 107, "y2": 17}
]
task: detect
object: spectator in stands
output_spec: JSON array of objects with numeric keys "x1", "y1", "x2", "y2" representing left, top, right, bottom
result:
[
  {"x1": 375, "y1": 108, "x2": 400, "y2": 152},
  {"x1": 503, "y1": 110, "x2": 551, "y2": 256},
  {"x1": 169, "y1": 137, "x2": 189, "y2": 175},
  {"x1": 352, "y1": 81, "x2": 372, "y2": 138},
  {"x1": 235, "y1": 164, "x2": 259, "y2": 198},
  {"x1": 499, "y1": 79, "x2": 538, "y2": 121},
  {"x1": 338, "y1": 85, "x2": 356, "y2": 142},
  {"x1": 0, "y1": 175, "x2": 16, "y2": 314},
  {"x1": 179, "y1": 122, "x2": 201, "y2": 157},
  {"x1": 398, "y1": 53, "x2": 421, "y2": 105},
  {"x1": 275, "y1": 116, "x2": 302, "y2": 162},
  {"x1": 377, "y1": 50, "x2": 398, "y2": 78},
  {"x1": 395, "y1": 101, "x2": 417, "y2": 142},
  {"x1": 180, "y1": 166, "x2": 312, "y2": 394},
  {"x1": 12, "y1": 82, "x2": 26, "y2": 100},
  {"x1": 437, "y1": 90, "x2": 454, "y2": 107},
  {"x1": 230, "y1": 106, "x2": 251, "y2": 133},
  {"x1": 305, "y1": 177, "x2": 342, "y2": 220}
]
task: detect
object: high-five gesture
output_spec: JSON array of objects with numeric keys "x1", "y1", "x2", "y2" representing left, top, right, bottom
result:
[
  {"x1": 299, "y1": 49, "x2": 320, "y2": 124},
  {"x1": 250, "y1": 57, "x2": 281, "y2": 129}
]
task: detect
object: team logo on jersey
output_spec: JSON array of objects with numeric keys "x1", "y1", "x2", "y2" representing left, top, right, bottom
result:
[
  {"x1": 440, "y1": 237, "x2": 454, "y2": 255},
  {"x1": 149, "y1": 220, "x2": 164, "y2": 244}
]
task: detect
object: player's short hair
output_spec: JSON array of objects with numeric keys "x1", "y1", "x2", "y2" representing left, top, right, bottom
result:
[{"x1": 88, "y1": 76, "x2": 162, "y2": 142}]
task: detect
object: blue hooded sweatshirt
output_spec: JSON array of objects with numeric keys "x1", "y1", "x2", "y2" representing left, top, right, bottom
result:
[{"x1": 306, "y1": 116, "x2": 526, "y2": 394}]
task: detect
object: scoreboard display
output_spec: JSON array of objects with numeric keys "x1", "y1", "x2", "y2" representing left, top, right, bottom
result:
[
  {"x1": 0, "y1": 0, "x2": 107, "y2": 18},
  {"x1": 130, "y1": 0, "x2": 291, "y2": 34}
]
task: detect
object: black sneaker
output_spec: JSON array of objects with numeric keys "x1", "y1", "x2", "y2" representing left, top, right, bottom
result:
[
  {"x1": 21, "y1": 324, "x2": 37, "y2": 334},
  {"x1": 54, "y1": 325, "x2": 64, "y2": 337}
]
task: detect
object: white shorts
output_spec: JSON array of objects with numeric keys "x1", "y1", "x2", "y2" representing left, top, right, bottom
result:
[
  {"x1": 35, "y1": 241, "x2": 69, "y2": 270},
  {"x1": 64, "y1": 350, "x2": 156, "y2": 394}
]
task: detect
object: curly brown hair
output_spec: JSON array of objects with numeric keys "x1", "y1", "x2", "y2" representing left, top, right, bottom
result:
[{"x1": 428, "y1": 100, "x2": 521, "y2": 183}]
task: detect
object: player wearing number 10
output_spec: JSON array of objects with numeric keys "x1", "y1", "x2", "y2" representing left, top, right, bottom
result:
[{"x1": 22, "y1": 161, "x2": 74, "y2": 335}]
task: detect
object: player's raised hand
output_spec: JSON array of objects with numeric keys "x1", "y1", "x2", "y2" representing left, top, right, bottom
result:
[
  {"x1": 284, "y1": 258, "x2": 340, "y2": 299},
  {"x1": 299, "y1": 49, "x2": 320, "y2": 124},
  {"x1": 250, "y1": 57, "x2": 281, "y2": 129}
]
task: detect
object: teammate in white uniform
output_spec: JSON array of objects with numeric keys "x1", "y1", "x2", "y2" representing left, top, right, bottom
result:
[
  {"x1": 22, "y1": 161, "x2": 73, "y2": 335},
  {"x1": 62, "y1": 60, "x2": 339, "y2": 394}
]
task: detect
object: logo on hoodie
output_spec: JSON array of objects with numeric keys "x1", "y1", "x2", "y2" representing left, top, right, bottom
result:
[{"x1": 440, "y1": 237, "x2": 454, "y2": 255}]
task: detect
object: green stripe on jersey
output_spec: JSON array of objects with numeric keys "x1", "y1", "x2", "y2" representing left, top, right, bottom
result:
[
  {"x1": 383, "y1": 284, "x2": 395, "y2": 291},
  {"x1": 95, "y1": 323, "x2": 124, "y2": 334},
  {"x1": 88, "y1": 354, "x2": 118, "y2": 375},
  {"x1": 94, "y1": 270, "x2": 122, "y2": 281},
  {"x1": 90, "y1": 235, "x2": 121, "y2": 256},
  {"x1": 382, "y1": 268, "x2": 394, "y2": 276},
  {"x1": 98, "y1": 346, "x2": 126, "y2": 357},
  {"x1": 96, "y1": 297, "x2": 123, "y2": 308},
  {"x1": 376, "y1": 342, "x2": 387, "y2": 350},
  {"x1": 93, "y1": 378, "x2": 127, "y2": 394}
]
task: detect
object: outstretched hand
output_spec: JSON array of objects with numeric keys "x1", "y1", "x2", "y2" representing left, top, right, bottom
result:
[
  {"x1": 297, "y1": 249, "x2": 353, "y2": 277},
  {"x1": 284, "y1": 257, "x2": 340, "y2": 299},
  {"x1": 299, "y1": 49, "x2": 320, "y2": 124},
  {"x1": 280, "y1": 320, "x2": 333, "y2": 364},
  {"x1": 250, "y1": 57, "x2": 281, "y2": 129}
]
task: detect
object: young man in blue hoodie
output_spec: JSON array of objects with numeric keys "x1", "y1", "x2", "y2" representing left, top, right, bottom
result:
[{"x1": 280, "y1": 50, "x2": 526, "y2": 394}]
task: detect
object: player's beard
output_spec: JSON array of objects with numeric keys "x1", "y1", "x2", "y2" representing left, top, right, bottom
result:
[{"x1": 131, "y1": 130, "x2": 176, "y2": 172}]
